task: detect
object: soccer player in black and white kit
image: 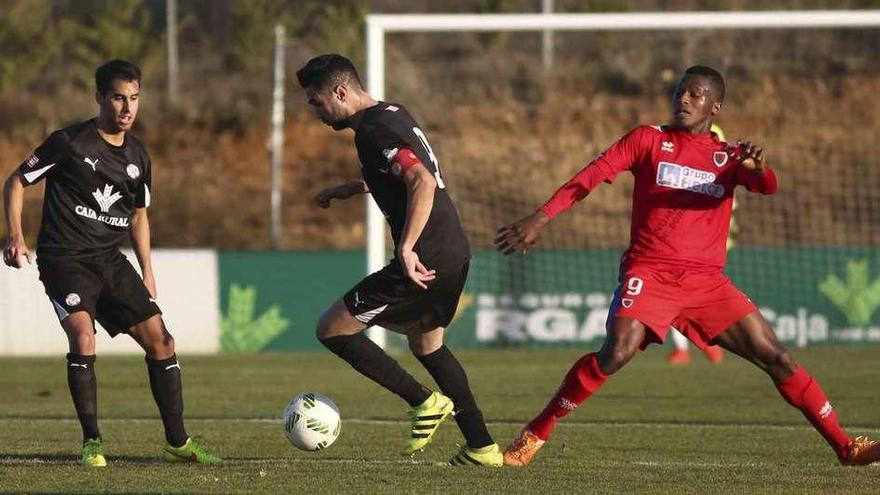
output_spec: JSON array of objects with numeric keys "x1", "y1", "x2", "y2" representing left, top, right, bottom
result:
[
  {"x1": 298, "y1": 54, "x2": 502, "y2": 466},
  {"x1": 2, "y1": 60, "x2": 220, "y2": 466}
]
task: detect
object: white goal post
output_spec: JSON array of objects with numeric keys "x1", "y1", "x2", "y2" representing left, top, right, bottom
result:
[{"x1": 362, "y1": 10, "x2": 880, "y2": 347}]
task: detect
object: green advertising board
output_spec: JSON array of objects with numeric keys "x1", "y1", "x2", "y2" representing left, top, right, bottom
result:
[
  {"x1": 219, "y1": 248, "x2": 880, "y2": 352},
  {"x1": 219, "y1": 251, "x2": 363, "y2": 352}
]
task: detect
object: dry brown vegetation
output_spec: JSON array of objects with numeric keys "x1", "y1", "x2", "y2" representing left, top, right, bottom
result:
[{"x1": 2, "y1": 1, "x2": 878, "y2": 250}]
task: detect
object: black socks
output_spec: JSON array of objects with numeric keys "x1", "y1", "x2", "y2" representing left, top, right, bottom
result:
[
  {"x1": 66, "y1": 353, "x2": 100, "y2": 442},
  {"x1": 320, "y1": 333, "x2": 431, "y2": 407},
  {"x1": 416, "y1": 345, "x2": 494, "y2": 449},
  {"x1": 67, "y1": 352, "x2": 189, "y2": 447},
  {"x1": 146, "y1": 354, "x2": 189, "y2": 447}
]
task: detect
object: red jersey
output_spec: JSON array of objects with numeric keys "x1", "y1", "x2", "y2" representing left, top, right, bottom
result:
[{"x1": 541, "y1": 125, "x2": 777, "y2": 271}]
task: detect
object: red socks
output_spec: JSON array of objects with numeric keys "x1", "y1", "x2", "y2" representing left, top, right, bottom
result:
[
  {"x1": 528, "y1": 353, "x2": 608, "y2": 440},
  {"x1": 525, "y1": 356, "x2": 851, "y2": 460},
  {"x1": 775, "y1": 365, "x2": 851, "y2": 458}
]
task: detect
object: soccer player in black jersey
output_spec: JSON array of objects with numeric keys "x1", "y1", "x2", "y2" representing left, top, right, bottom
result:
[
  {"x1": 2, "y1": 60, "x2": 219, "y2": 466},
  {"x1": 298, "y1": 54, "x2": 502, "y2": 466}
]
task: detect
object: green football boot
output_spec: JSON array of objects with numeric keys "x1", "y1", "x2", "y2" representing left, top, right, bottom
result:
[
  {"x1": 162, "y1": 437, "x2": 222, "y2": 464},
  {"x1": 444, "y1": 443, "x2": 504, "y2": 467},
  {"x1": 401, "y1": 392, "x2": 454, "y2": 456},
  {"x1": 80, "y1": 438, "x2": 107, "y2": 467}
]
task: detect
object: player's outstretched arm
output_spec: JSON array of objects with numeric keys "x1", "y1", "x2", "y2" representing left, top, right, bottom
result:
[
  {"x1": 313, "y1": 180, "x2": 369, "y2": 209},
  {"x1": 129, "y1": 207, "x2": 156, "y2": 298},
  {"x1": 495, "y1": 210, "x2": 551, "y2": 256},
  {"x1": 2, "y1": 170, "x2": 35, "y2": 269},
  {"x1": 495, "y1": 127, "x2": 646, "y2": 256}
]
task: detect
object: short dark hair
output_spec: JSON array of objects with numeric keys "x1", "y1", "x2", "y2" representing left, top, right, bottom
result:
[
  {"x1": 684, "y1": 65, "x2": 725, "y2": 101},
  {"x1": 296, "y1": 54, "x2": 363, "y2": 91},
  {"x1": 95, "y1": 59, "x2": 141, "y2": 95}
]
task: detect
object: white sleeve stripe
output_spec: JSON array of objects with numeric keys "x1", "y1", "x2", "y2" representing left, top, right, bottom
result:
[
  {"x1": 22, "y1": 163, "x2": 56, "y2": 183},
  {"x1": 143, "y1": 184, "x2": 151, "y2": 207}
]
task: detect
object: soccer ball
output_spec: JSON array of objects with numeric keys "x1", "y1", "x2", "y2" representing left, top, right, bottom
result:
[{"x1": 282, "y1": 392, "x2": 341, "y2": 451}]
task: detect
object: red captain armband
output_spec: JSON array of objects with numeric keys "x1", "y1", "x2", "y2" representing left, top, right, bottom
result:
[{"x1": 388, "y1": 148, "x2": 422, "y2": 179}]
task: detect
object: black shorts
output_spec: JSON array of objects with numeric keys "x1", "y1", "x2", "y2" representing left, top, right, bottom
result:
[
  {"x1": 37, "y1": 250, "x2": 161, "y2": 337},
  {"x1": 343, "y1": 259, "x2": 469, "y2": 333}
]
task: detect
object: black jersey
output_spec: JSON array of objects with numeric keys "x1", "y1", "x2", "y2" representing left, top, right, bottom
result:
[
  {"x1": 17, "y1": 119, "x2": 152, "y2": 258},
  {"x1": 353, "y1": 102, "x2": 470, "y2": 265}
]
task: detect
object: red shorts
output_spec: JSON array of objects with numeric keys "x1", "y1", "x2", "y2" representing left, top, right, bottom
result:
[{"x1": 608, "y1": 265, "x2": 757, "y2": 350}]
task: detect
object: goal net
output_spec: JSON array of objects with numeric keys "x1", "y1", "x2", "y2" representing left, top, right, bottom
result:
[{"x1": 365, "y1": 11, "x2": 880, "y2": 349}]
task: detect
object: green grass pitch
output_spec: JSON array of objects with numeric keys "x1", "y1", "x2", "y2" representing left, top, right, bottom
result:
[{"x1": 0, "y1": 347, "x2": 878, "y2": 493}]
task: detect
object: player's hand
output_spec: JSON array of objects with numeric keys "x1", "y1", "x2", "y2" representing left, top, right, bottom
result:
[
  {"x1": 313, "y1": 186, "x2": 343, "y2": 208},
  {"x1": 143, "y1": 272, "x2": 157, "y2": 300},
  {"x1": 2, "y1": 236, "x2": 35, "y2": 269},
  {"x1": 397, "y1": 248, "x2": 436, "y2": 290},
  {"x1": 734, "y1": 140, "x2": 765, "y2": 173},
  {"x1": 314, "y1": 182, "x2": 362, "y2": 208},
  {"x1": 494, "y1": 210, "x2": 551, "y2": 255}
]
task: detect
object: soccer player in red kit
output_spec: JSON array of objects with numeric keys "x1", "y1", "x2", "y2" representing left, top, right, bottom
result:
[{"x1": 495, "y1": 66, "x2": 880, "y2": 467}]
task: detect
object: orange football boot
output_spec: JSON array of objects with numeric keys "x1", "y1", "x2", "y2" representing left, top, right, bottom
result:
[
  {"x1": 503, "y1": 429, "x2": 545, "y2": 467},
  {"x1": 841, "y1": 436, "x2": 880, "y2": 466}
]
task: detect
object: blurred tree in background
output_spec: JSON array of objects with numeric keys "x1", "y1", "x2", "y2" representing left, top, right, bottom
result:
[
  {"x1": 0, "y1": 2, "x2": 56, "y2": 95},
  {"x1": 56, "y1": 0, "x2": 164, "y2": 91},
  {"x1": 0, "y1": 0, "x2": 878, "y2": 249},
  {"x1": 227, "y1": 0, "x2": 366, "y2": 72}
]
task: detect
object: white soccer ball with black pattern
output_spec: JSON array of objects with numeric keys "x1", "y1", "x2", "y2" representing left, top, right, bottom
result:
[{"x1": 283, "y1": 392, "x2": 341, "y2": 451}]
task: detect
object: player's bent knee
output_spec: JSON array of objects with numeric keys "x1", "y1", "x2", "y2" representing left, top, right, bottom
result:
[
  {"x1": 598, "y1": 346, "x2": 636, "y2": 375},
  {"x1": 63, "y1": 314, "x2": 97, "y2": 353},
  {"x1": 770, "y1": 347, "x2": 796, "y2": 372},
  {"x1": 316, "y1": 312, "x2": 346, "y2": 340},
  {"x1": 606, "y1": 332, "x2": 642, "y2": 373},
  {"x1": 131, "y1": 317, "x2": 176, "y2": 358},
  {"x1": 161, "y1": 333, "x2": 176, "y2": 354},
  {"x1": 68, "y1": 333, "x2": 96, "y2": 355},
  {"x1": 407, "y1": 335, "x2": 442, "y2": 356},
  {"x1": 65, "y1": 324, "x2": 94, "y2": 341},
  {"x1": 146, "y1": 332, "x2": 175, "y2": 359},
  {"x1": 315, "y1": 300, "x2": 364, "y2": 341},
  {"x1": 315, "y1": 313, "x2": 333, "y2": 340},
  {"x1": 611, "y1": 348, "x2": 636, "y2": 371}
]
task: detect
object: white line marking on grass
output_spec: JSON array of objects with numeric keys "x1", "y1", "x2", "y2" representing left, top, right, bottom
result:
[
  {"x1": 6, "y1": 456, "x2": 849, "y2": 470},
  {"x1": 632, "y1": 460, "x2": 766, "y2": 468},
  {"x1": 177, "y1": 417, "x2": 880, "y2": 434},
  {"x1": 230, "y1": 457, "x2": 431, "y2": 466},
  {"x1": 2, "y1": 417, "x2": 878, "y2": 433},
  {"x1": 0, "y1": 458, "x2": 52, "y2": 465},
  {"x1": 0, "y1": 456, "x2": 430, "y2": 466}
]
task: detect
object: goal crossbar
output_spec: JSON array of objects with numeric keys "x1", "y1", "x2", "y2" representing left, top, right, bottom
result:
[{"x1": 367, "y1": 11, "x2": 880, "y2": 32}]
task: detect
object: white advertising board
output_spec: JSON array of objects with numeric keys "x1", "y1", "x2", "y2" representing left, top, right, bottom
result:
[{"x1": 0, "y1": 249, "x2": 219, "y2": 355}]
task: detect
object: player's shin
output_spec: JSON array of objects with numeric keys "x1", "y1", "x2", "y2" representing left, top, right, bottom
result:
[
  {"x1": 320, "y1": 333, "x2": 431, "y2": 407},
  {"x1": 528, "y1": 352, "x2": 608, "y2": 441},
  {"x1": 66, "y1": 353, "x2": 101, "y2": 442},
  {"x1": 774, "y1": 365, "x2": 851, "y2": 459},
  {"x1": 416, "y1": 345, "x2": 494, "y2": 449},
  {"x1": 146, "y1": 354, "x2": 189, "y2": 447}
]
